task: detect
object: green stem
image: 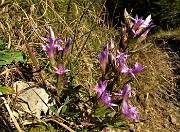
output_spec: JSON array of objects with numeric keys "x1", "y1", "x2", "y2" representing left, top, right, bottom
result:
[{"x1": 57, "y1": 74, "x2": 63, "y2": 96}]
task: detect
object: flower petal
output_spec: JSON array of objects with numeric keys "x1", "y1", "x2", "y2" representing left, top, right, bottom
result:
[
  {"x1": 94, "y1": 77, "x2": 108, "y2": 96},
  {"x1": 119, "y1": 84, "x2": 132, "y2": 100}
]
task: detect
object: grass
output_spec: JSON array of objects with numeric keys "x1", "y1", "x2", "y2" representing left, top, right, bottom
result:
[{"x1": 0, "y1": 0, "x2": 179, "y2": 131}]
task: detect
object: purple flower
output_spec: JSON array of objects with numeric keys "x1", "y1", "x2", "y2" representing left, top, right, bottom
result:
[
  {"x1": 118, "y1": 84, "x2": 139, "y2": 120},
  {"x1": 123, "y1": 9, "x2": 154, "y2": 47},
  {"x1": 63, "y1": 37, "x2": 72, "y2": 54},
  {"x1": 132, "y1": 62, "x2": 145, "y2": 74},
  {"x1": 116, "y1": 51, "x2": 128, "y2": 65},
  {"x1": 40, "y1": 27, "x2": 63, "y2": 66},
  {"x1": 53, "y1": 63, "x2": 70, "y2": 75},
  {"x1": 133, "y1": 15, "x2": 144, "y2": 29},
  {"x1": 116, "y1": 55, "x2": 145, "y2": 78},
  {"x1": 128, "y1": 62, "x2": 145, "y2": 78},
  {"x1": 140, "y1": 15, "x2": 152, "y2": 29},
  {"x1": 139, "y1": 25, "x2": 155, "y2": 41},
  {"x1": 94, "y1": 77, "x2": 108, "y2": 96},
  {"x1": 131, "y1": 14, "x2": 153, "y2": 38},
  {"x1": 116, "y1": 51, "x2": 129, "y2": 73},
  {"x1": 94, "y1": 78, "x2": 117, "y2": 110},
  {"x1": 101, "y1": 91, "x2": 118, "y2": 110},
  {"x1": 131, "y1": 15, "x2": 145, "y2": 36},
  {"x1": 119, "y1": 84, "x2": 132, "y2": 100},
  {"x1": 98, "y1": 45, "x2": 109, "y2": 72},
  {"x1": 41, "y1": 27, "x2": 62, "y2": 47},
  {"x1": 54, "y1": 44, "x2": 64, "y2": 51},
  {"x1": 122, "y1": 100, "x2": 139, "y2": 120}
]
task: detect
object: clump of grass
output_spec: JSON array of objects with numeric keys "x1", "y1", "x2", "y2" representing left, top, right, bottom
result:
[{"x1": 126, "y1": 41, "x2": 179, "y2": 131}]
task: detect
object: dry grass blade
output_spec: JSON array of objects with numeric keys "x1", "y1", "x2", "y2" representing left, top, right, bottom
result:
[
  {"x1": 0, "y1": 93, "x2": 22, "y2": 132},
  {"x1": 44, "y1": 118, "x2": 75, "y2": 132},
  {"x1": 97, "y1": 0, "x2": 107, "y2": 18}
]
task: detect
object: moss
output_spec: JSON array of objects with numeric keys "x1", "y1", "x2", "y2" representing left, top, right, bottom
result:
[{"x1": 28, "y1": 123, "x2": 62, "y2": 132}]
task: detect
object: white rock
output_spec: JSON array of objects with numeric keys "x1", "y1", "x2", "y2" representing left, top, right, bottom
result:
[{"x1": 13, "y1": 81, "x2": 53, "y2": 119}]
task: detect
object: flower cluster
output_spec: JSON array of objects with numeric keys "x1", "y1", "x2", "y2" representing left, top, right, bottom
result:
[
  {"x1": 121, "y1": 9, "x2": 155, "y2": 50},
  {"x1": 94, "y1": 39, "x2": 143, "y2": 120},
  {"x1": 94, "y1": 77, "x2": 117, "y2": 110},
  {"x1": 41, "y1": 27, "x2": 71, "y2": 89},
  {"x1": 98, "y1": 41, "x2": 145, "y2": 77},
  {"x1": 119, "y1": 84, "x2": 139, "y2": 120},
  {"x1": 93, "y1": 9, "x2": 154, "y2": 121},
  {"x1": 41, "y1": 27, "x2": 72, "y2": 66},
  {"x1": 94, "y1": 77, "x2": 138, "y2": 120}
]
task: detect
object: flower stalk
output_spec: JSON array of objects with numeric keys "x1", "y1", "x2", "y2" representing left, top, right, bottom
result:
[
  {"x1": 40, "y1": 27, "x2": 71, "y2": 95},
  {"x1": 94, "y1": 10, "x2": 153, "y2": 119}
]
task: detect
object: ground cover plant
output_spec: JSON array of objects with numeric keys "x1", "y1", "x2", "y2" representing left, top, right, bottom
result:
[{"x1": 0, "y1": 0, "x2": 179, "y2": 131}]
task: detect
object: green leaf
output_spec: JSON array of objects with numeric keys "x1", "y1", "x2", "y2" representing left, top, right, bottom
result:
[
  {"x1": 10, "y1": 50, "x2": 24, "y2": 62},
  {"x1": 61, "y1": 104, "x2": 67, "y2": 114},
  {"x1": 0, "y1": 85, "x2": 14, "y2": 94},
  {"x1": 0, "y1": 50, "x2": 24, "y2": 66},
  {"x1": 94, "y1": 107, "x2": 111, "y2": 118},
  {"x1": 64, "y1": 96, "x2": 70, "y2": 104},
  {"x1": 114, "y1": 123, "x2": 126, "y2": 129},
  {"x1": 50, "y1": 106, "x2": 58, "y2": 113},
  {"x1": 61, "y1": 96, "x2": 70, "y2": 114},
  {"x1": 130, "y1": 43, "x2": 152, "y2": 53}
]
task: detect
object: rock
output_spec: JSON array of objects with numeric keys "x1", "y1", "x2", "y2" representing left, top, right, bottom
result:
[{"x1": 13, "y1": 81, "x2": 54, "y2": 119}]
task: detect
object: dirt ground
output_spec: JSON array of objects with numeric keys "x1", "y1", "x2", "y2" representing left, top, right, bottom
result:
[{"x1": 128, "y1": 35, "x2": 180, "y2": 132}]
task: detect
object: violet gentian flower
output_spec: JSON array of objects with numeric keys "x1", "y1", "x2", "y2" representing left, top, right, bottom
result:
[
  {"x1": 54, "y1": 44, "x2": 64, "y2": 51},
  {"x1": 118, "y1": 84, "x2": 132, "y2": 100},
  {"x1": 94, "y1": 78, "x2": 117, "y2": 110},
  {"x1": 128, "y1": 62, "x2": 145, "y2": 78},
  {"x1": 116, "y1": 51, "x2": 128, "y2": 65},
  {"x1": 124, "y1": 9, "x2": 154, "y2": 38},
  {"x1": 94, "y1": 77, "x2": 108, "y2": 96},
  {"x1": 41, "y1": 27, "x2": 63, "y2": 66},
  {"x1": 131, "y1": 14, "x2": 153, "y2": 38},
  {"x1": 123, "y1": 9, "x2": 155, "y2": 49},
  {"x1": 53, "y1": 63, "x2": 70, "y2": 75},
  {"x1": 116, "y1": 54, "x2": 145, "y2": 78},
  {"x1": 118, "y1": 84, "x2": 139, "y2": 120},
  {"x1": 63, "y1": 37, "x2": 72, "y2": 54},
  {"x1": 131, "y1": 15, "x2": 145, "y2": 36},
  {"x1": 138, "y1": 24, "x2": 155, "y2": 44},
  {"x1": 116, "y1": 51, "x2": 129, "y2": 73},
  {"x1": 140, "y1": 15, "x2": 152, "y2": 29},
  {"x1": 122, "y1": 100, "x2": 139, "y2": 120},
  {"x1": 41, "y1": 27, "x2": 63, "y2": 51},
  {"x1": 98, "y1": 45, "x2": 109, "y2": 72},
  {"x1": 101, "y1": 91, "x2": 118, "y2": 110}
]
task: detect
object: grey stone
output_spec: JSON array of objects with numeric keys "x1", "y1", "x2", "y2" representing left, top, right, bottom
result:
[{"x1": 13, "y1": 81, "x2": 53, "y2": 119}]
